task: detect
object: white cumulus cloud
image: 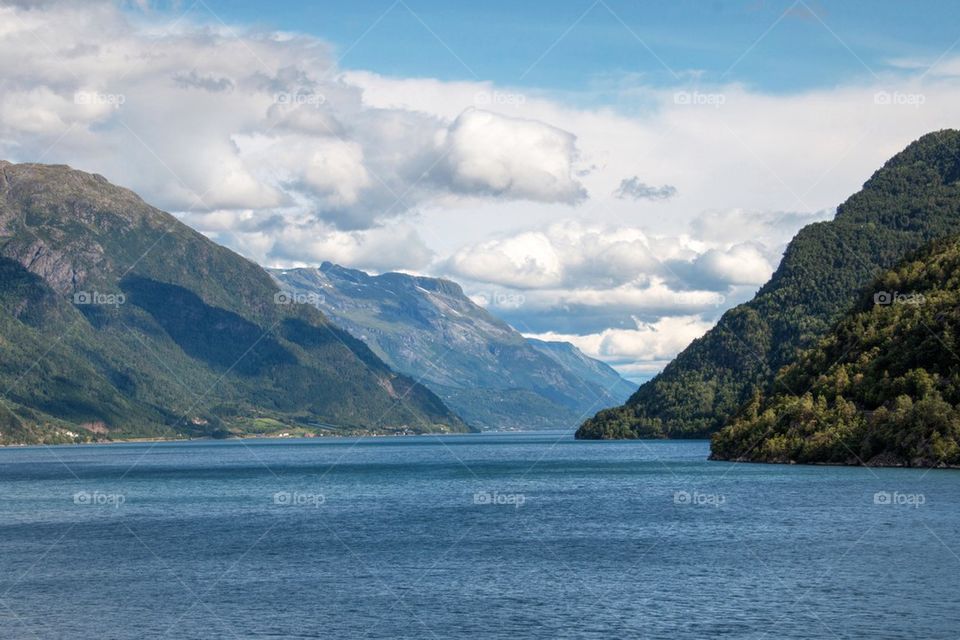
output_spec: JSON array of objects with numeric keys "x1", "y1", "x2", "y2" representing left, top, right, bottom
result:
[
  {"x1": 438, "y1": 109, "x2": 586, "y2": 204},
  {"x1": 526, "y1": 315, "x2": 716, "y2": 382}
]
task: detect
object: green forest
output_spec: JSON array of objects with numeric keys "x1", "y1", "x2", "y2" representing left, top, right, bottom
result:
[{"x1": 711, "y1": 235, "x2": 960, "y2": 466}]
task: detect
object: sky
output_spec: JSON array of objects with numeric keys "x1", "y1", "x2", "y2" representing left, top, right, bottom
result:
[{"x1": 1, "y1": 0, "x2": 959, "y2": 381}]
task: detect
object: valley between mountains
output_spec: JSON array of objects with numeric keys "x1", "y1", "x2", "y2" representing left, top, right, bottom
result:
[
  {"x1": 2, "y1": 131, "x2": 960, "y2": 468},
  {"x1": 0, "y1": 159, "x2": 630, "y2": 444}
]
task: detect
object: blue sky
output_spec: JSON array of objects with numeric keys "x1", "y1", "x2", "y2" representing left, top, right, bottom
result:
[{"x1": 184, "y1": 0, "x2": 960, "y2": 93}]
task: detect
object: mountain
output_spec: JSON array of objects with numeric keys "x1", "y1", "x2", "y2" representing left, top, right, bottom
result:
[
  {"x1": 711, "y1": 235, "x2": 960, "y2": 467},
  {"x1": 577, "y1": 129, "x2": 960, "y2": 439},
  {"x1": 526, "y1": 338, "x2": 634, "y2": 396},
  {"x1": 270, "y1": 264, "x2": 635, "y2": 430},
  {"x1": 0, "y1": 161, "x2": 467, "y2": 444}
]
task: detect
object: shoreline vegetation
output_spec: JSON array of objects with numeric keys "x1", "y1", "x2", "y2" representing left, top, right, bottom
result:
[
  {"x1": 0, "y1": 429, "x2": 569, "y2": 449},
  {"x1": 0, "y1": 429, "x2": 489, "y2": 447},
  {"x1": 0, "y1": 421, "x2": 475, "y2": 446},
  {"x1": 706, "y1": 454, "x2": 960, "y2": 470}
]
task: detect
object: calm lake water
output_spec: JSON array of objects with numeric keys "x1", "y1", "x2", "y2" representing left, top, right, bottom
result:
[{"x1": 0, "y1": 432, "x2": 957, "y2": 639}]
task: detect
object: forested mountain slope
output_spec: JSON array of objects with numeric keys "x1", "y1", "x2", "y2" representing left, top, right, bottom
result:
[
  {"x1": 0, "y1": 161, "x2": 466, "y2": 444},
  {"x1": 577, "y1": 129, "x2": 960, "y2": 439},
  {"x1": 712, "y1": 235, "x2": 960, "y2": 467}
]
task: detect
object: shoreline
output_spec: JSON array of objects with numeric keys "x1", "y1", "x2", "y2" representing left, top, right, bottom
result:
[
  {"x1": 5, "y1": 435, "x2": 959, "y2": 469},
  {"x1": 708, "y1": 454, "x2": 960, "y2": 470},
  {"x1": 0, "y1": 429, "x2": 534, "y2": 449}
]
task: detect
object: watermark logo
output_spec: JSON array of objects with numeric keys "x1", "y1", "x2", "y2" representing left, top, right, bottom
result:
[
  {"x1": 274, "y1": 291, "x2": 325, "y2": 306},
  {"x1": 873, "y1": 91, "x2": 925, "y2": 108},
  {"x1": 674, "y1": 490, "x2": 726, "y2": 507},
  {"x1": 73, "y1": 291, "x2": 125, "y2": 307},
  {"x1": 74, "y1": 91, "x2": 126, "y2": 108},
  {"x1": 672, "y1": 291, "x2": 726, "y2": 307},
  {"x1": 273, "y1": 491, "x2": 326, "y2": 507},
  {"x1": 873, "y1": 291, "x2": 925, "y2": 306},
  {"x1": 73, "y1": 490, "x2": 125, "y2": 508},
  {"x1": 274, "y1": 92, "x2": 326, "y2": 108},
  {"x1": 873, "y1": 491, "x2": 925, "y2": 508},
  {"x1": 673, "y1": 91, "x2": 726, "y2": 108},
  {"x1": 473, "y1": 491, "x2": 525, "y2": 509},
  {"x1": 471, "y1": 291, "x2": 526, "y2": 309},
  {"x1": 474, "y1": 90, "x2": 527, "y2": 108}
]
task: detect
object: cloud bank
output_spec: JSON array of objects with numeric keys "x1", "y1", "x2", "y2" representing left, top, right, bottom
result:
[{"x1": 0, "y1": 0, "x2": 586, "y2": 266}]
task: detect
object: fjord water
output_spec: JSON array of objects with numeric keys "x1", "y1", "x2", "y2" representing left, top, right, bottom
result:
[{"x1": 1, "y1": 433, "x2": 957, "y2": 639}]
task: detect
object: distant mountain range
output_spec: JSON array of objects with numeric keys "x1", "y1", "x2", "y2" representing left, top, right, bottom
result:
[
  {"x1": 0, "y1": 161, "x2": 467, "y2": 444},
  {"x1": 271, "y1": 264, "x2": 635, "y2": 431},
  {"x1": 578, "y1": 129, "x2": 960, "y2": 441}
]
